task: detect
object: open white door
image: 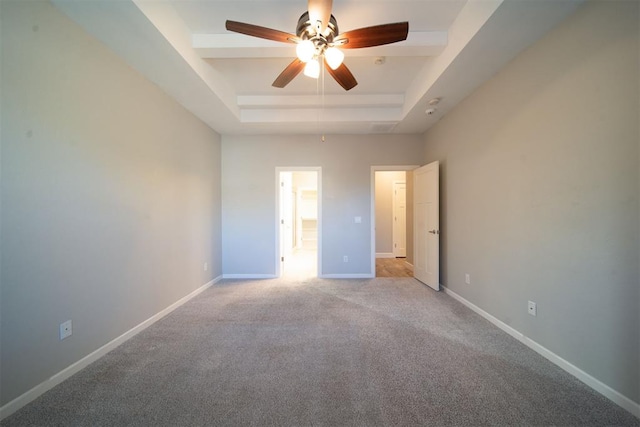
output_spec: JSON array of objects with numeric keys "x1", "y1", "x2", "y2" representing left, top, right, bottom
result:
[
  {"x1": 413, "y1": 161, "x2": 439, "y2": 290},
  {"x1": 392, "y1": 181, "x2": 407, "y2": 257}
]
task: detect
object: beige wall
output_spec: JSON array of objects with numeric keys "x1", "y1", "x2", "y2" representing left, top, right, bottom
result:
[
  {"x1": 423, "y1": 0, "x2": 639, "y2": 405},
  {"x1": 1, "y1": 0, "x2": 222, "y2": 406},
  {"x1": 2, "y1": 0, "x2": 637, "y2": 416},
  {"x1": 221, "y1": 134, "x2": 423, "y2": 277}
]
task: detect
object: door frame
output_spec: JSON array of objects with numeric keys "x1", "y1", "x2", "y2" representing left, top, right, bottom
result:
[
  {"x1": 275, "y1": 167, "x2": 322, "y2": 277},
  {"x1": 370, "y1": 165, "x2": 419, "y2": 277}
]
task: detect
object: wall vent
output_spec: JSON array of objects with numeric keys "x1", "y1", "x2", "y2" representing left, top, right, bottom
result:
[{"x1": 370, "y1": 122, "x2": 398, "y2": 133}]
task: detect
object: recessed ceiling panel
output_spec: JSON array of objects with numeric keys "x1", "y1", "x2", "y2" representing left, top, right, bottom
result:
[
  {"x1": 209, "y1": 56, "x2": 427, "y2": 94},
  {"x1": 52, "y1": 0, "x2": 584, "y2": 134}
]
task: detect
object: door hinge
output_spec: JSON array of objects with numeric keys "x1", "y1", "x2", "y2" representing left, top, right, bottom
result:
[
  {"x1": 281, "y1": 256, "x2": 284, "y2": 262},
  {"x1": 281, "y1": 219, "x2": 284, "y2": 224}
]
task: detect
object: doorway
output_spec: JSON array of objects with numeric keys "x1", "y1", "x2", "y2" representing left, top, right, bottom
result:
[
  {"x1": 276, "y1": 168, "x2": 321, "y2": 278},
  {"x1": 373, "y1": 168, "x2": 415, "y2": 277}
]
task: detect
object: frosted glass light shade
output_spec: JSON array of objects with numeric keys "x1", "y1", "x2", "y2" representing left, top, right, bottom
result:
[
  {"x1": 296, "y1": 40, "x2": 315, "y2": 62},
  {"x1": 325, "y1": 47, "x2": 344, "y2": 70},
  {"x1": 303, "y1": 58, "x2": 320, "y2": 78}
]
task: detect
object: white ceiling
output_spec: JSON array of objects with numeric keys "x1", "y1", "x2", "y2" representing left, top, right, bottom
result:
[{"x1": 51, "y1": 0, "x2": 583, "y2": 135}]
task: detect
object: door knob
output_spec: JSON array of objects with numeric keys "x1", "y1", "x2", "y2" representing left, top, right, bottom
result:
[{"x1": 428, "y1": 230, "x2": 439, "y2": 234}]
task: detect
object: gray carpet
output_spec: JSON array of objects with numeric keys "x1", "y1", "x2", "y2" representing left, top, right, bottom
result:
[{"x1": 2, "y1": 277, "x2": 638, "y2": 426}]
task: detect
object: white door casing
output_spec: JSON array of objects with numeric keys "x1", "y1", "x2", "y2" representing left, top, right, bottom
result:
[
  {"x1": 370, "y1": 165, "x2": 419, "y2": 277},
  {"x1": 279, "y1": 172, "x2": 293, "y2": 275},
  {"x1": 413, "y1": 161, "x2": 439, "y2": 290},
  {"x1": 275, "y1": 167, "x2": 322, "y2": 278},
  {"x1": 393, "y1": 181, "x2": 407, "y2": 257}
]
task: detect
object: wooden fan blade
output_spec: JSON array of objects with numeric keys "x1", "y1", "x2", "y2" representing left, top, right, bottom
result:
[
  {"x1": 334, "y1": 22, "x2": 409, "y2": 49},
  {"x1": 325, "y1": 60, "x2": 357, "y2": 91},
  {"x1": 225, "y1": 20, "x2": 298, "y2": 44},
  {"x1": 273, "y1": 59, "x2": 305, "y2": 88},
  {"x1": 308, "y1": 0, "x2": 333, "y2": 33}
]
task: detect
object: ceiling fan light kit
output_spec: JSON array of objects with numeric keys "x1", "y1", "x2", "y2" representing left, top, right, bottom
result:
[
  {"x1": 303, "y1": 58, "x2": 321, "y2": 78},
  {"x1": 225, "y1": 0, "x2": 409, "y2": 91},
  {"x1": 296, "y1": 39, "x2": 316, "y2": 62},
  {"x1": 324, "y1": 47, "x2": 344, "y2": 70},
  {"x1": 294, "y1": 12, "x2": 343, "y2": 70}
]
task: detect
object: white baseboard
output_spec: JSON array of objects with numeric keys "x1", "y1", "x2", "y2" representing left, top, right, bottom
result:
[
  {"x1": 222, "y1": 274, "x2": 277, "y2": 279},
  {"x1": 320, "y1": 273, "x2": 374, "y2": 279},
  {"x1": 0, "y1": 276, "x2": 222, "y2": 421},
  {"x1": 223, "y1": 273, "x2": 375, "y2": 280},
  {"x1": 441, "y1": 285, "x2": 640, "y2": 419},
  {"x1": 376, "y1": 253, "x2": 395, "y2": 258}
]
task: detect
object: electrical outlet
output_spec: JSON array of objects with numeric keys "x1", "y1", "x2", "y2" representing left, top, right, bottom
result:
[
  {"x1": 528, "y1": 301, "x2": 537, "y2": 317},
  {"x1": 204, "y1": 262, "x2": 208, "y2": 271},
  {"x1": 343, "y1": 256, "x2": 348, "y2": 263},
  {"x1": 465, "y1": 274, "x2": 471, "y2": 285},
  {"x1": 60, "y1": 320, "x2": 72, "y2": 340},
  {"x1": 354, "y1": 216, "x2": 362, "y2": 223}
]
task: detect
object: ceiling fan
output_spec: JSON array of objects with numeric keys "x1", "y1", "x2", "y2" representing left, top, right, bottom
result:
[{"x1": 225, "y1": 0, "x2": 409, "y2": 91}]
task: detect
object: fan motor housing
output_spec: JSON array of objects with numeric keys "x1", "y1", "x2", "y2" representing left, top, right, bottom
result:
[{"x1": 296, "y1": 11, "x2": 338, "y2": 44}]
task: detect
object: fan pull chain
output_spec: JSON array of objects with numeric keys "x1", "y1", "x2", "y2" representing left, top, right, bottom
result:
[
  {"x1": 315, "y1": 66, "x2": 321, "y2": 138},
  {"x1": 321, "y1": 63, "x2": 325, "y2": 142}
]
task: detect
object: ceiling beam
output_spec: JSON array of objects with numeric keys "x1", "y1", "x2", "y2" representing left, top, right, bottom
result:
[
  {"x1": 237, "y1": 94, "x2": 404, "y2": 109},
  {"x1": 193, "y1": 31, "x2": 448, "y2": 58},
  {"x1": 241, "y1": 107, "x2": 403, "y2": 123}
]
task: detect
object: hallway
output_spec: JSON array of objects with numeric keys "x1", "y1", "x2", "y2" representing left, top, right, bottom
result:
[
  {"x1": 376, "y1": 258, "x2": 413, "y2": 277},
  {"x1": 282, "y1": 249, "x2": 317, "y2": 279}
]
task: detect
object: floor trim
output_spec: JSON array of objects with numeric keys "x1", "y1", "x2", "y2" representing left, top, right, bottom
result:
[
  {"x1": 222, "y1": 274, "x2": 277, "y2": 279},
  {"x1": 442, "y1": 285, "x2": 640, "y2": 418},
  {"x1": 320, "y1": 273, "x2": 375, "y2": 279},
  {"x1": 375, "y1": 252, "x2": 395, "y2": 258},
  {"x1": 0, "y1": 276, "x2": 222, "y2": 421}
]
